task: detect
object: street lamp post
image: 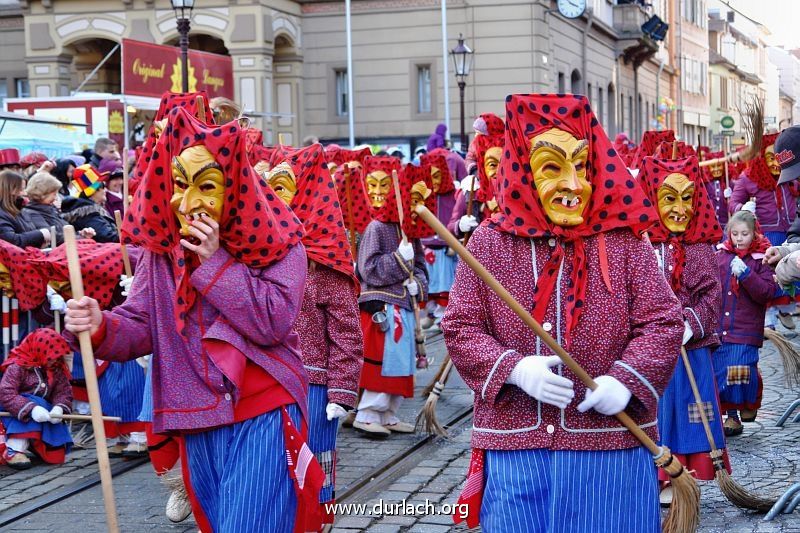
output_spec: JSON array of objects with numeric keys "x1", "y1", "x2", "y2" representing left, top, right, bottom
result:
[
  {"x1": 171, "y1": 0, "x2": 195, "y2": 93},
  {"x1": 450, "y1": 34, "x2": 473, "y2": 151}
]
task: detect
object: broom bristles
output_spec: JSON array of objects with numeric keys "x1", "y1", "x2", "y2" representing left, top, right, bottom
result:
[
  {"x1": 422, "y1": 354, "x2": 451, "y2": 397},
  {"x1": 764, "y1": 328, "x2": 800, "y2": 389},
  {"x1": 415, "y1": 382, "x2": 448, "y2": 436},
  {"x1": 715, "y1": 469, "x2": 776, "y2": 512},
  {"x1": 655, "y1": 447, "x2": 701, "y2": 533}
]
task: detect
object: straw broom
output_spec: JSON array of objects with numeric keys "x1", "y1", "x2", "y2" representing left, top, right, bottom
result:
[
  {"x1": 64, "y1": 225, "x2": 120, "y2": 533},
  {"x1": 416, "y1": 356, "x2": 454, "y2": 436},
  {"x1": 764, "y1": 328, "x2": 800, "y2": 389},
  {"x1": 678, "y1": 346, "x2": 777, "y2": 511},
  {"x1": 414, "y1": 205, "x2": 700, "y2": 533},
  {"x1": 700, "y1": 98, "x2": 764, "y2": 168}
]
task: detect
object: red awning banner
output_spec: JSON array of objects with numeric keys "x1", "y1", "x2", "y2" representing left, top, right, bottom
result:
[{"x1": 122, "y1": 38, "x2": 233, "y2": 99}]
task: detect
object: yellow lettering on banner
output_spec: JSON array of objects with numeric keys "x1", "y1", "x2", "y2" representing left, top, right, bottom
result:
[
  {"x1": 132, "y1": 58, "x2": 166, "y2": 84},
  {"x1": 202, "y1": 69, "x2": 225, "y2": 91}
]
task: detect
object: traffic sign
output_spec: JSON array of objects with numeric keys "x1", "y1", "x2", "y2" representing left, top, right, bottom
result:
[
  {"x1": 721, "y1": 130, "x2": 735, "y2": 136},
  {"x1": 721, "y1": 115, "x2": 735, "y2": 129}
]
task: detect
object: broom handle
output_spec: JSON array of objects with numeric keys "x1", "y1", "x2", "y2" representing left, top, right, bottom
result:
[
  {"x1": 414, "y1": 205, "x2": 662, "y2": 456},
  {"x1": 672, "y1": 140, "x2": 679, "y2": 160},
  {"x1": 113, "y1": 211, "x2": 132, "y2": 277},
  {"x1": 723, "y1": 137, "x2": 730, "y2": 191},
  {"x1": 122, "y1": 146, "x2": 130, "y2": 213},
  {"x1": 50, "y1": 226, "x2": 61, "y2": 334},
  {"x1": 463, "y1": 180, "x2": 476, "y2": 246},
  {"x1": 0, "y1": 411, "x2": 122, "y2": 422},
  {"x1": 679, "y1": 346, "x2": 721, "y2": 453},
  {"x1": 700, "y1": 151, "x2": 744, "y2": 168},
  {"x1": 344, "y1": 165, "x2": 357, "y2": 258},
  {"x1": 63, "y1": 226, "x2": 120, "y2": 533},
  {"x1": 196, "y1": 95, "x2": 206, "y2": 123},
  {"x1": 391, "y1": 170, "x2": 407, "y2": 245}
]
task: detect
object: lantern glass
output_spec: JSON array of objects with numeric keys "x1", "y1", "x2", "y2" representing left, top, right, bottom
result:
[{"x1": 450, "y1": 34, "x2": 473, "y2": 79}]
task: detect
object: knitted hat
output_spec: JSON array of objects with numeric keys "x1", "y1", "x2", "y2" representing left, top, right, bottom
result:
[
  {"x1": 97, "y1": 157, "x2": 124, "y2": 178},
  {"x1": 71, "y1": 164, "x2": 108, "y2": 197}
]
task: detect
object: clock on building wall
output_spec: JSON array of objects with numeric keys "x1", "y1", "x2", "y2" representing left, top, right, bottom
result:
[{"x1": 557, "y1": 0, "x2": 587, "y2": 19}]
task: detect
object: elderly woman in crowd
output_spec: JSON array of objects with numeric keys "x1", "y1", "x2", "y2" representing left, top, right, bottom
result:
[{"x1": 0, "y1": 170, "x2": 50, "y2": 248}]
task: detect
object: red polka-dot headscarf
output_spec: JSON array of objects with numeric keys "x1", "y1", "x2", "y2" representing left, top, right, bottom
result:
[
  {"x1": 249, "y1": 144, "x2": 277, "y2": 168},
  {"x1": 0, "y1": 241, "x2": 46, "y2": 311},
  {"x1": 1, "y1": 328, "x2": 71, "y2": 385},
  {"x1": 361, "y1": 156, "x2": 403, "y2": 223},
  {"x1": 472, "y1": 133, "x2": 505, "y2": 204},
  {"x1": 639, "y1": 155, "x2": 722, "y2": 291},
  {"x1": 654, "y1": 140, "x2": 696, "y2": 160},
  {"x1": 492, "y1": 94, "x2": 657, "y2": 345},
  {"x1": 325, "y1": 146, "x2": 371, "y2": 168},
  {"x1": 122, "y1": 106, "x2": 303, "y2": 332},
  {"x1": 629, "y1": 130, "x2": 675, "y2": 171},
  {"x1": 269, "y1": 144, "x2": 358, "y2": 290},
  {"x1": 401, "y1": 163, "x2": 437, "y2": 240},
  {"x1": 746, "y1": 132, "x2": 781, "y2": 192},
  {"x1": 334, "y1": 164, "x2": 372, "y2": 234},
  {"x1": 419, "y1": 151, "x2": 455, "y2": 195}
]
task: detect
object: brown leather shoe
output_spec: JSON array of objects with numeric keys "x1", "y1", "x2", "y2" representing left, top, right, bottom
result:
[
  {"x1": 724, "y1": 417, "x2": 744, "y2": 436},
  {"x1": 3, "y1": 449, "x2": 31, "y2": 470},
  {"x1": 740, "y1": 409, "x2": 758, "y2": 422}
]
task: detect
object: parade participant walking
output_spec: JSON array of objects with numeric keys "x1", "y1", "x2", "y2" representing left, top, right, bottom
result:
[
  {"x1": 0, "y1": 328, "x2": 73, "y2": 470},
  {"x1": 715, "y1": 210, "x2": 776, "y2": 436},
  {"x1": 354, "y1": 156, "x2": 429, "y2": 438},
  {"x1": 64, "y1": 106, "x2": 324, "y2": 533},
  {"x1": 703, "y1": 151, "x2": 733, "y2": 229},
  {"x1": 267, "y1": 144, "x2": 363, "y2": 522},
  {"x1": 729, "y1": 132, "x2": 798, "y2": 329},
  {"x1": 444, "y1": 94, "x2": 683, "y2": 532},
  {"x1": 638, "y1": 154, "x2": 727, "y2": 503}
]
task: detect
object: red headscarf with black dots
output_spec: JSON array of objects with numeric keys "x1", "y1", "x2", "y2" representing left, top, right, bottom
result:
[
  {"x1": 419, "y1": 152, "x2": 455, "y2": 195},
  {"x1": 362, "y1": 156, "x2": 403, "y2": 223},
  {"x1": 244, "y1": 128, "x2": 263, "y2": 154},
  {"x1": 1, "y1": 328, "x2": 70, "y2": 385},
  {"x1": 473, "y1": 133, "x2": 505, "y2": 204},
  {"x1": 325, "y1": 146, "x2": 372, "y2": 168},
  {"x1": 700, "y1": 150, "x2": 734, "y2": 184},
  {"x1": 746, "y1": 132, "x2": 780, "y2": 192},
  {"x1": 130, "y1": 92, "x2": 214, "y2": 195},
  {"x1": 639, "y1": 155, "x2": 722, "y2": 291},
  {"x1": 481, "y1": 113, "x2": 505, "y2": 137},
  {"x1": 268, "y1": 144, "x2": 358, "y2": 289},
  {"x1": 654, "y1": 140, "x2": 696, "y2": 160},
  {"x1": 28, "y1": 241, "x2": 125, "y2": 310},
  {"x1": 491, "y1": 94, "x2": 657, "y2": 345},
  {"x1": 122, "y1": 106, "x2": 304, "y2": 332},
  {"x1": 629, "y1": 130, "x2": 676, "y2": 171},
  {"x1": 401, "y1": 163, "x2": 437, "y2": 240},
  {"x1": 249, "y1": 144, "x2": 277, "y2": 168},
  {"x1": 334, "y1": 164, "x2": 372, "y2": 234},
  {"x1": 0, "y1": 241, "x2": 46, "y2": 311}
]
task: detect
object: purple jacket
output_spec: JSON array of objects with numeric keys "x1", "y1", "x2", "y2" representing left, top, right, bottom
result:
[
  {"x1": 0, "y1": 364, "x2": 72, "y2": 420},
  {"x1": 444, "y1": 150, "x2": 467, "y2": 183},
  {"x1": 442, "y1": 226, "x2": 683, "y2": 451},
  {"x1": 706, "y1": 180, "x2": 730, "y2": 229},
  {"x1": 716, "y1": 249, "x2": 776, "y2": 347},
  {"x1": 653, "y1": 241, "x2": 722, "y2": 350},
  {"x1": 422, "y1": 191, "x2": 456, "y2": 248},
  {"x1": 356, "y1": 220, "x2": 428, "y2": 311},
  {"x1": 65, "y1": 244, "x2": 309, "y2": 433},
  {"x1": 104, "y1": 191, "x2": 125, "y2": 219},
  {"x1": 729, "y1": 172, "x2": 797, "y2": 233}
]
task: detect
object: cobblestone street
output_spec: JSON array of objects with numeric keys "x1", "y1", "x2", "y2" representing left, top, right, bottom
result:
[{"x1": 2, "y1": 330, "x2": 800, "y2": 532}]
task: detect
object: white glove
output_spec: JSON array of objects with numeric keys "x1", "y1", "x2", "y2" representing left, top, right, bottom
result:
[
  {"x1": 46, "y1": 286, "x2": 67, "y2": 313},
  {"x1": 119, "y1": 274, "x2": 134, "y2": 297},
  {"x1": 31, "y1": 405, "x2": 51, "y2": 423},
  {"x1": 460, "y1": 175, "x2": 478, "y2": 192},
  {"x1": 724, "y1": 187, "x2": 733, "y2": 199},
  {"x1": 135, "y1": 354, "x2": 151, "y2": 370},
  {"x1": 576, "y1": 375, "x2": 632, "y2": 416},
  {"x1": 49, "y1": 405, "x2": 64, "y2": 424},
  {"x1": 507, "y1": 355, "x2": 574, "y2": 408},
  {"x1": 403, "y1": 279, "x2": 419, "y2": 296},
  {"x1": 325, "y1": 403, "x2": 348, "y2": 421},
  {"x1": 459, "y1": 215, "x2": 479, "y2": 233},
  {"x1": 397, "y1": 241, "x2": 414, "y2": 262},
  {"x1": 683, "y1": 321, "x2": 693, "y2": 345},
  {"x1": 742, "y1": 200, "x2": 756, "y2": 214},
  {"x1": 730, "y1": 256, "x2": 748, "y2": 278}
]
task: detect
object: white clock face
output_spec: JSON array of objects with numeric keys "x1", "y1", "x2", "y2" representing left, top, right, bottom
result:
[{"x1": 557, "y1": 0, "x2": 587, "y2": 19}]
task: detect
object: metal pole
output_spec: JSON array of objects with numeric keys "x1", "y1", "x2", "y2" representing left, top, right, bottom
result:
[
  {"x1": 72, "y1": 44, "x2": 120, "y2": 96},
  {"x1": 441, "y1": 0, "x2": 451, "y2": 143},
  {"x1": 177, "y1": 18, "x2": 191, "y2": 93},
  {"x1": 458, "y1": 80, "x2": 466, "y2": 150},
  {"x1": 345, "y1": 0, "x2": 355, "y2": 147}
]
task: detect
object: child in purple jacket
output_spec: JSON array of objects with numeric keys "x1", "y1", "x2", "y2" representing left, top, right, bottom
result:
[{"x1": 715, "y1": 210, "x2": 777, "y2": 435}]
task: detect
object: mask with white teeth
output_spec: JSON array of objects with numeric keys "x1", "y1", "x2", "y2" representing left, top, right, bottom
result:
[
  {"x1": 170, "y1": 145, "x2": 225, "y2": 237},
  {"x1": 529, "y1": 128, "x2": 592, "y2": 227},
  {"x1": 366, "y1": 170, "x2": 391, "y2": 209},
  {"x1": 657, "y1": 172, "x2": 695, "y2": 234}
]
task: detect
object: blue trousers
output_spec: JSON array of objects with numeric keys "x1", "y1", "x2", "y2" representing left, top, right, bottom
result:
[
  {"x1": 184, "y1": 406, "x2": 300, "y2": 533},
  {"x1": 308, "y1": 384, "x2": 339, "y2": 503},
  {"x1": 481, "y1": 447, "x2": 659, "y2": 533}
]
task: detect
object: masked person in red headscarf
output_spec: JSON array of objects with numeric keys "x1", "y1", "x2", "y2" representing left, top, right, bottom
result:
[
  {"x1": 353, "y1": 156, "x2": 429, "y2": 438},
  {"x1": 64, "y1": 106, "x2": 324, "y2": 533},
  {"x1": 638, "y1": 154, "x2": 728, "y2": 503},
  {"x1": 730, "y1": 132, "x2": 800, "y2": 329},
  {"x1": 442, "y1": 95, "x2": 683, "y2": 532},
  {"x1": 266, "y1": 144, "x2": 364, "y2": 523},
  {"x1": 702, "y1": 150, "x2": 735, "y2": 229}
]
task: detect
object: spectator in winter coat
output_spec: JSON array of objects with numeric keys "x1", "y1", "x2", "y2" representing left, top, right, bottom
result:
[
  {"x1": 0, "y1": 170, "x2": 49, "y2": 248},
  {"x1": 97, "y1": 158, "x2": 125, "y2": 217},
  {"x1": 21, "y1": 173, "x2": 95, "y2": 246},
  {"x1": 60, "y1": 165, "x2": 118, "y2": 243}
]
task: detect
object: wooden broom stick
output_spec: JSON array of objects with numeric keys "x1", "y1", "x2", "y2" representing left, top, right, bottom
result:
[
  {"x1": 414, "y1": 205, "x2": 700, "y2": 533},
  {"x1": 63, "y1": 225, "x2": 120, "y2": 533},
  {"x1": 113, "y1": 211, "x2": 132, "y2": 278},
  {"x1": 122, "y1": 147, "x2": 129, "y2": 213},
  {"x1": 49, "y1": 226, "x2": 61, "y2": 335},
  {"x1": 195, "y1": 95, "x2": 207, "y2": 123},
  {"x1": 700, "y1": 97, "x2": 763, "y2": 168},
  {"x1": 344, "y1": 165, "x2": 357, "y2": 258},
  {"x1": 462, "y1": 176, "x2": 476, "y2": 246},
  {"x1": 0, "y1": 411, "x2": 122, "y2": 422},
  {"x1": 672, "y1": 139, "x2": 679, "y2": 160}
]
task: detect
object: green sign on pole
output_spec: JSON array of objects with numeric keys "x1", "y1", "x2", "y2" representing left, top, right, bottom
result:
[{"x1": 720, "y1": 115, "x2": 735, "y2": 129}]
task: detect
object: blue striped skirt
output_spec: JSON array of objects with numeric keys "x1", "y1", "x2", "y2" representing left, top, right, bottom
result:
[
  {"x1": 307, "y1": 384, "x2": 339, "y2": 504},
  {"x1": 713, "y1": 342, "x2": 760, "y2": 407},
  {"x1": 426, "y1": 247, "x2": 457, "y2": 294},
  {"x1": 72, "y1": 358, "x2": 145, "y2": 423},
  {"x1": 481, "y1": 447, "x2": 659, "y2": 533},
  {"x1": 137, "y1": 358, "x2": 153, "y2": 423},
  {"x1": 658, "y1": 347, "x2": 726, "y2": 454},
  {"x1": 184, "y1": 405, "x2": 300, "y2": 533}
]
